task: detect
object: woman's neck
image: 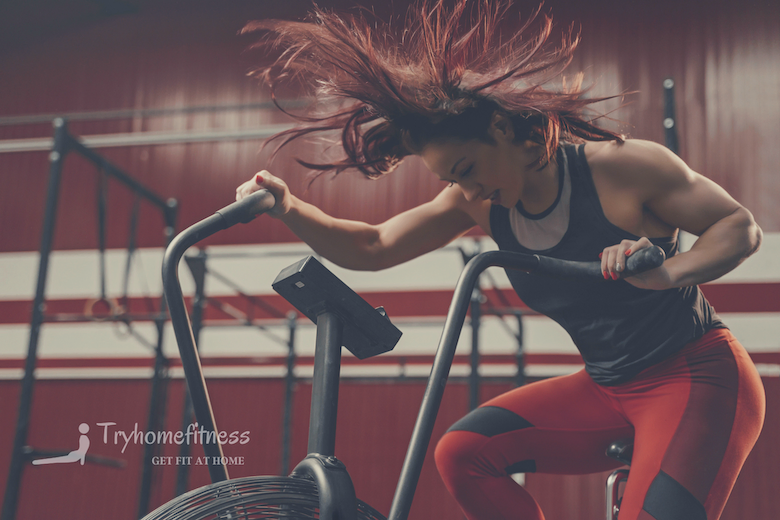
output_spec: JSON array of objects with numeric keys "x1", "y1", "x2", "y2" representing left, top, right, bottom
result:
[{"x1": 518, "y1": 155, "x2": 560, "y2": 214}]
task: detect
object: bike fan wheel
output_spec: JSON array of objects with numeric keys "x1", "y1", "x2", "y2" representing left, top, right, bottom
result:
[{"x1": 142, "y1": 475, "x2": 386, "y2": 520}]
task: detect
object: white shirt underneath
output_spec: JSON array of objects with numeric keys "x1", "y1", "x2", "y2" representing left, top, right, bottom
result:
[{"x1": 509, "y1": 149, "x2": 571, "y2": 251}]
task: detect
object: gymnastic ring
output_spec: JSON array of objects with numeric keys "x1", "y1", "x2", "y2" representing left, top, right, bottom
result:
[{"x1": 84, "y1": 297, "x2": 121, "y2": 321}]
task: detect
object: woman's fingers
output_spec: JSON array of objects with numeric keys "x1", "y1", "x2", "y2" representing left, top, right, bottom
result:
[
  {"x1": 236, "y1": 170, "x2": 270, "y2": 201},
  {"x1": 600, "y1": 242, "x2": 627, "y2": 280},
  {"x1": 235, "y1": 170, "x2": 291, "y2": 217},
  {"x1": 600, "y1": 237, "x2": 654, "y2": 280}
]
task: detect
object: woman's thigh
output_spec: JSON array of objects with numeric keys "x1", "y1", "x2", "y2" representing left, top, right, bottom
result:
[
  {"x1": 434, "y1": 369, "x2": 633, "y2": 519},
  {"x1": 439, "y1": 368, "x2": 634, "y2": 476},
  {"x1": 436, "y1": 329, "x2": 764, "y2": 520},
  {"x1": 614, "y1": 329, "x2": 765, "y2": 520}
]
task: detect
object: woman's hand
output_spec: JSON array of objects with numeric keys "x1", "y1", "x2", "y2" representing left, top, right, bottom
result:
[
  {"x1": 235, "y1": 170, "x2": 292, "y2": 217},
  {"x1": 600, "y1": 237, "x2": 672, "y2": 290}
]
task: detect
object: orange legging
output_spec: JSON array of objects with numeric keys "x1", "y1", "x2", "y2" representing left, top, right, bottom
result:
[{"x1": 434, "y1": 329, "x2": 765, "y2": 520}]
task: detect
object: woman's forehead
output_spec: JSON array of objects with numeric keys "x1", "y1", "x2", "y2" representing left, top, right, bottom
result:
[{"x1": 419, "y1": 140, "x2": 472, "y2": 177}]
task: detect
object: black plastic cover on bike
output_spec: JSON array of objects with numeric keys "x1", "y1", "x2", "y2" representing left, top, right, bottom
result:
[{"x1": 273, "y1": 256, "x2": 402, "y2": 360}]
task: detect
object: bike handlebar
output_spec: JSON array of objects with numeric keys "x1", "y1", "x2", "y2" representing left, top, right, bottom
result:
[
  {"x1": 161, "y1": 189, "x2": 276, "y2": 484},
  {"x1": 388, "y1": 245, "x2": 666, "y2": 520},
  {"x1": 216, "y1": 189, "x2": 277, "y2": 227},
  {"x1": 492, "y1": 244, "x2": 665, "y2": 279}
]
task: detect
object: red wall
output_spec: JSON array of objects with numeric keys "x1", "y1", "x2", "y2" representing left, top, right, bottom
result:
[
  {"x1": 1, "y1": 1, "x2": 779, "y2": 519},
  {"x1": 1, "y1": 376, "x2": 778, "y2": 519},
  {"x1": 1, "y1": 0, "x2": 778, "y2": 254}
]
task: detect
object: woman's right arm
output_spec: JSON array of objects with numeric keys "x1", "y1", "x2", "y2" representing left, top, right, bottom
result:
[{"x1": 236, "y1": 171, "x2": 481, "y2": 271}]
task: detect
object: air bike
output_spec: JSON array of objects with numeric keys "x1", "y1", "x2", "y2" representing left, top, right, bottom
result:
[{"x1": 145, "y1": 190, "x2": 665, "y2": 520}]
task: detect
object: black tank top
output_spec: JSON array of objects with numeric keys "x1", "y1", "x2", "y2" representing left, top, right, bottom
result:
[{"x1": 489, "y1": 144, "x2": 724, "y2": 385}]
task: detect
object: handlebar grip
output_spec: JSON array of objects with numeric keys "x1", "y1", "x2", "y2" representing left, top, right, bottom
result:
[
  {"x1": 532, "y1": 245, "x2": 666, "y2": 279},
  {"x1": 215, "y1": 189, "x2": 276, "y2": 227},
  {"x1": 623, "y1": 245, "x2": 666, "y2": 277}
]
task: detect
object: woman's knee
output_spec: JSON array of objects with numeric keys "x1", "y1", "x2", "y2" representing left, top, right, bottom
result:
[
  {"x1": 436, "y1": 405, "x2": 536, "y2": 479},
  {"x1": 434, "y1": 429, "x2": 484, "y2": 478}
]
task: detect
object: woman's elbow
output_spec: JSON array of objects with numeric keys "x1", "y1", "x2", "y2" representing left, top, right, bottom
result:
[
  {"x1": 325, "y1": 244, "x2": 395, "y2": 272},
  {"x1": 326, "y1": 252, "x2": 386, "y2": 272},
  {"x1": 737, "y1": 206, "x2": 762, "y2": 258}
]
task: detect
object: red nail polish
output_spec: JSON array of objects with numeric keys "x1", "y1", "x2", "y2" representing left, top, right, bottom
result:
[
  {"x1": 255, "y1": 174, "x2": 264, "y2": 184},
  {"x1": 603, "y1": 271, "x2": 609, "y2": 280},
  {"x1": 612, "y1": 272, "x2": 618, "y2": 280},
  {"x1": 625, "y1": 249, "x2": 631, "y2": 256},
  {"x1": 599, "y1": 252, "x2": 603, "y2": 259}
]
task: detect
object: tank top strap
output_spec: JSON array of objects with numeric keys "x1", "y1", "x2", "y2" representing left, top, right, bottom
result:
[
  {"x1": 563, "y1": 143, "x2": 619, "y2": 241},
  {"x1": 566, "y1": 143, "x2": 679, "y2": 256}
]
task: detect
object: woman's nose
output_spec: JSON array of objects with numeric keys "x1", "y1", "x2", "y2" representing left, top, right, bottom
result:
[{"x1": 460, "y1": 183, "x2": 482, "y2": 202}]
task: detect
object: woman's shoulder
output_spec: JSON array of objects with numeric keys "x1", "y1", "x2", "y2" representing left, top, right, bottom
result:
[
  {"x1": 585, "y1": 138, "x2": 676, "y2": 168},
  {"x1": 583, "y1": 138, "x2": 691, "y2": 191}
]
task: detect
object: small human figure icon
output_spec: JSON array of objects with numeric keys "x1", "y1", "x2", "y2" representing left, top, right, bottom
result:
[{"x1": 32, "y1": 423, "x2": 90, "y2": 465}]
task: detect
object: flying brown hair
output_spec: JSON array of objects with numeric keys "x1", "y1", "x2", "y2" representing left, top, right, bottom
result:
[{"x1": 242, "y1": 0, "x2": 625, "y2": 179}]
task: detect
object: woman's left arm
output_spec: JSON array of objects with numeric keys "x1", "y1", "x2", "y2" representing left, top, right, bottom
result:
[{"x1": 598, "y1": 140, "x2": 763, "y2": 289}]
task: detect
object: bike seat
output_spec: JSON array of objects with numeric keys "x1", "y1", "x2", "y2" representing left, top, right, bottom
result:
[{"x1": 606, "y1": 439, "x2": 633, "y2": 466}]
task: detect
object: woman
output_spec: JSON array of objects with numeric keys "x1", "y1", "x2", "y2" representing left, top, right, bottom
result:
[{"x1": 236, "y1": 2, "x2": 765, "y2": 519}]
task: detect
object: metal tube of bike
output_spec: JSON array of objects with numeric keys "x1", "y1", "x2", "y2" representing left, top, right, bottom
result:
[
  {"x1": 161, "y1": 190, "x2": 275, "y2": 483},
  {"x1": 308, "y1": 311, "x2": 344, "y2": 456},
  {"x1": 389, "y1": 251, "x2": 539, "y2": 519},
  {"x1": 388, "y1": 247, "x2": 664, "y2": 519}
]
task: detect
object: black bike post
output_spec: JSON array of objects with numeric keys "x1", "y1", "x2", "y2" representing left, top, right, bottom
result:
[
  {"x1": 307, "y1": 311, "x2": 343, "y2": 456},
  {"x1": 388, "y1": 252, "x2": 531, "y2": 520},
  {"x1": 469, "y1": 290, "x2": 482, "y2": 411},
  {"x1": 459, "y1": 243, "x2": 483, "y2": 412},
  {"x1": 281, "y1": 311, "x2": 297, "y2": 475},
  {"x1": 174, "y1": 252, "x2": 208, "y2": 497},
  {"x1": 161, "y1": 190, "x2": 276, "y2": 483},
  {"x1": 1, "y1": 118, "x2": 68, "y2": 520},
  {"x1": 515, "y1": 313, "x2": 526, "y2": 388},
  {"x1": 163, "y1": 219, "x2": 232, "y2": 484},
  {"x1": 273, "y1": 255, "x2": 402, "y2": 520}
]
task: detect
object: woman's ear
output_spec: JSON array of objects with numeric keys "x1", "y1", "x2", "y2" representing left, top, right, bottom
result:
[{"x1": 489, "y1": 111, "x2": 514, "y2": 143}]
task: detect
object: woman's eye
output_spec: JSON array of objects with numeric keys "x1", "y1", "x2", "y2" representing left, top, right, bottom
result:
[{"x1": 448, "y1": 181, "x2": 455, "y2": 187}]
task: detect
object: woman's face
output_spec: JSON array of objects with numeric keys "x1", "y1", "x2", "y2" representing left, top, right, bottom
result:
[{"x1": 419, "y1": 128, "x2": 547, "y2": 209}]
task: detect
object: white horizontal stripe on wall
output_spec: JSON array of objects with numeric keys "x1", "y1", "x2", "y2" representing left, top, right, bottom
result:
[
  {"x1": 1, "y1": 313, "x2": 777, "y2": 367},
  {"x1": 1, "y1": 233, "x2": 778, "y2": 301}
]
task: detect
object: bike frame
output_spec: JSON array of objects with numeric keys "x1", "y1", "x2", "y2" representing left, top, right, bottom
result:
[
  {"x1": 159, "y1": 190, "x2": 663, "y2": 519},
  {"x1": 387, "y1": 249, "x2": 658, "y2": 519}
]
